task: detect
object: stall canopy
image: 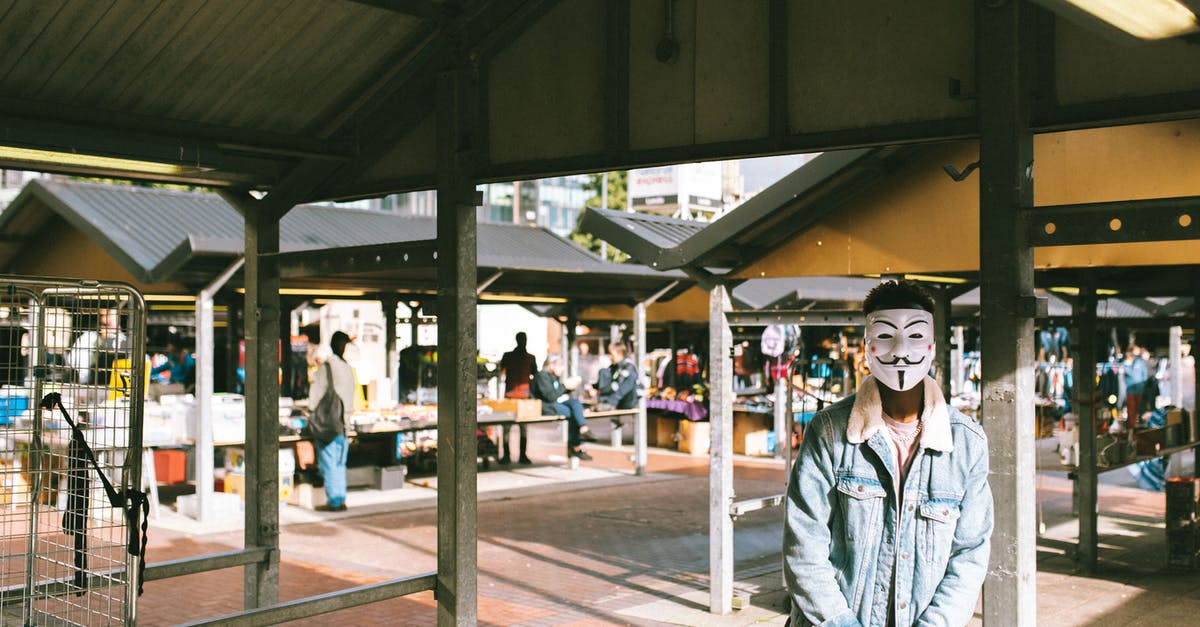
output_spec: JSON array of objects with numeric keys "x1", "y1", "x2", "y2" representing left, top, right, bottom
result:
[
  {"x1": 0, "y1": 179, "x2": 690, "y2": 304},
  {"x1": 582, "y1": 120, "x2": 1200, "y2": 304}
]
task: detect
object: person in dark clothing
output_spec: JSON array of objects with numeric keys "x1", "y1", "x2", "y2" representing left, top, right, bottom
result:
[
  {"x1": 596, "y1": 341, "x2": 640, "y2": 410},
  {"x1": 532, "y1": 354, "x2": 596, "y2": 461},
  {"x1": 499, "y1": 332, "x2": 538, "y2": 465}
]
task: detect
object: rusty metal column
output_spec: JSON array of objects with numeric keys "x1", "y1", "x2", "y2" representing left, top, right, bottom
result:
[
  {"x1": 1073, "y1": 287, "x2": 1098, "y2": 574},
  {"x1": 978, "y1": 1, "x2": 1037, "y2": 624},
  {"x1": 708, "y1": 282, "x2": 734, "y2": 614},
  {"x1": 241, "y1": 203, "x2": 282, "y2": 610},
  {"x1": 436, "y1": 64, "x2": 479, "y2": 627}
]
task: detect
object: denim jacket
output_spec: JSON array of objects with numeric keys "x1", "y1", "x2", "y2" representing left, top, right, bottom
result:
[{"x1": 784, "y1": 376, "x2": 992, "y2": 627}]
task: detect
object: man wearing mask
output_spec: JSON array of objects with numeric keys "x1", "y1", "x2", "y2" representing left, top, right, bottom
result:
[{"x1": 784, "y1": 280, "x2": 992, "y2": 626}]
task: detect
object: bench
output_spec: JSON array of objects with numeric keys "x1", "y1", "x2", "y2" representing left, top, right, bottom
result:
[{"x1": 583, "y1": 408, "x2": 641, "y2": 447}]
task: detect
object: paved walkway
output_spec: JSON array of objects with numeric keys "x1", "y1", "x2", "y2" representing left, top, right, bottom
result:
[{"x1": 137, "y1": 424, "x2": 1199, "y2": 626}]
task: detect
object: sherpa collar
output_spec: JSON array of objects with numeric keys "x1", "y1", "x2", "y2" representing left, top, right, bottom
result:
[{"x1": 847, "y1": 375, "x2": 954, "y2": 452}]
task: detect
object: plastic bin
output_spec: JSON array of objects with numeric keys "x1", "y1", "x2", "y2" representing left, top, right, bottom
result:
[{"x1": 0, "y1": 395, "x2": 30, "y2": 426}]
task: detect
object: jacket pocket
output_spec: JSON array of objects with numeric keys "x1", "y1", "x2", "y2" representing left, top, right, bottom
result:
[
  {"x1": 919, "y1": 499, "x2": 962, "y2": 570},
  {"x1": 835, "y1": 475, "x2": 886, "y2": 611}
]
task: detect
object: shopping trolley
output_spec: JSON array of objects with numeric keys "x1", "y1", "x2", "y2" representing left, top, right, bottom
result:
[{"x1": 0, "y1": 277, "x2": 146, "y2": 626}]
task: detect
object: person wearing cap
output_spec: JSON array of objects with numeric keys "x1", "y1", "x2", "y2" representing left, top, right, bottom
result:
[
  {"x1": 308, "y1": 331, "x2": 357, "y2": 512},
  {"x1": 783, "y1": 280, "x2": 993, "y2": 627}
]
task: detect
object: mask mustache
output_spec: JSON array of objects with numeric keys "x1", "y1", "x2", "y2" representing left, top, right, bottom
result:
[{"x1": 876, "y1": 355, "x2": 926, "y2": 366}]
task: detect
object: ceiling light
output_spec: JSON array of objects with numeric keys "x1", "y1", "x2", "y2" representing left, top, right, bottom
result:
[
  {"x1": 478, "y1": 294, "x2": 568, "y2": 304},
  {"x1": 234, "y1": 288, "x2": 366, "y2": 297},
  {"x1": 1034, "y1": 0, "x2": 1199, "y2": 40},
  {"x1": 0, "y1": 145, "x2": 206, "y2": 176},
  {"x1": 902, "y1": 274, "x2": 969, "y2": 285},
  {"x1": 144, "y1": 294, "x2": 196, "y2": 302}
]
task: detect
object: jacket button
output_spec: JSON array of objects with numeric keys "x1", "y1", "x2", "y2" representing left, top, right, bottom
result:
[
  {"x1": 857, "y1": 485, "x2": 864, "y2": 492},
  {"x1": 900, "y1": 602, "x2": 907, "y2": 610},
  {"x1": 902, "y1": 552, "x2": 910, "y2": 560},
  {"x1": 906, "y1": 503, "x2": 914, "y2": 511},
  {"x1": 943, "y1": 509, "x2": 950, "y2": 515}
]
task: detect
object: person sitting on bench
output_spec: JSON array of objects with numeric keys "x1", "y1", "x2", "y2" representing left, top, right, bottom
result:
[
  {"x1": 532, "y1": 354, "x2": 596, "y2": 462},
  {"x1": 594, "y1": 341, "x2": 640, "y2": 410}
]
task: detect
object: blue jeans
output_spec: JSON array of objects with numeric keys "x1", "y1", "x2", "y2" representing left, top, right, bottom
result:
[
  {"x1": 549, "y1": 399, "x2": 586, "y2": 449},
  {"x1": 316, "y1": 434, "x2": 348, "y2": 507}
]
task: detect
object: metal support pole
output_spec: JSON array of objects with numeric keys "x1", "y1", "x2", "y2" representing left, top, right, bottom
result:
[
  {"x1": 1169, "y1": 326, "x2": 1183, "y2": 408},
  {"x1": 708, "y1": 282, "x2": 734, "y2": 614},
  {"x1": 634, "y1": 302, "x2": 647, "y2": 475},
  {"x1": 1074, "y1": 287, "x2": 1098, "y2": 574},
  {"x1": 566, "y1": 307, "x2": 578, "y2": 379},
  {"x1": 435, "y1": 64, "x2": 479, "y2": 627},
  {"x1": 951, "y1": 325, "x2": 965, "y2": 398},
  {"x1": 1193, "y1": 290, "x2": 1200, "y2": 478},
  {"x1": 773, "y1": 376, "x2": 787, "y2": 460},
  {"x1": 194, "y1": 258, "x2": 244, "y2": 523},
  {"x1": 978, "y1": 1, "x2": 1037, "y2": 623},
  {"x1": 239, "y1": 201, "x2": 283, "y2": 610},
  {"x1": 383, "y1": 295, "x2": 399, "y2": 381},
  {"x1": 560, "y1": 319, "x2": 570, "y2": 362},
  {"x1": 226, "y1": 297, "x2": 242, "y2": 393},
  {"x1": 933, "y1": 287, "x2": 953, "y2": 401}
]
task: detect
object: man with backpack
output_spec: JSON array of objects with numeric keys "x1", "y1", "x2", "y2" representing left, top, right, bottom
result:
[{"x1": 308, "y1": 331, "x2": 357, "y2": 512}]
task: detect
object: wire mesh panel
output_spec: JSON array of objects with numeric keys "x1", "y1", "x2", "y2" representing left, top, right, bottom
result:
[{"x1": 0, "y1": 278, "x2": 145, "y2": 626}]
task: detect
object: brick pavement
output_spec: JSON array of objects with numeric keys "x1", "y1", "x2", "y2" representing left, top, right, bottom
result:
[{"x1": 136, "y1": 425, "x2": 1198, "y2": 626}]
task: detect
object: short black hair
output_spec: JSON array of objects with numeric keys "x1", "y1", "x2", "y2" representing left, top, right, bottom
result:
[
  {"x1": 863, "y1": 280, "x2": 935, "y2": 315},
  {"x1": 331, "y1": 331, "x2": 351, "y2": 358}
]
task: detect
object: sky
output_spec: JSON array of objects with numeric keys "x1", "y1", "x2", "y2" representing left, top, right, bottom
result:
[{"x1": 737, "y1": 153, "x2": 819, "y2": 195}]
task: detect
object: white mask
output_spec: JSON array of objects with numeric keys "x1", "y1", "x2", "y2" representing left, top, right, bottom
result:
[{"x1": 864, "y1": 308, "x2": 934, "y2": 392}]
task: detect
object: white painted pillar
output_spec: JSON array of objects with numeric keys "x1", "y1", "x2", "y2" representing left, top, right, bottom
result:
[
  {"x1": 193, "y1": 257, "x2": 243, "y2": 522},
  {"x1": 708, "y1": 283, "x2": 733, "y2": 614}
]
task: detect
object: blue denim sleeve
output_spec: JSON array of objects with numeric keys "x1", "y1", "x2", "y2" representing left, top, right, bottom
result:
[
  {"x1": 916, "y1": 430, "x2": 993, "y2": 627},
  {"x1": 783, "y1": 413, "x2": 862, "y2": 627}
]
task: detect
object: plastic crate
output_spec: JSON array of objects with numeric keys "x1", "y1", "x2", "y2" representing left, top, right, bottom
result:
[{"x1": 0, "y1": 395, "x2": 29, "y2": 426}]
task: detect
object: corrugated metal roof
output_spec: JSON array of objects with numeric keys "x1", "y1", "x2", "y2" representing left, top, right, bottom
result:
[{"x1": 0, "y1": 179, "x2": 685, "y2": 298}]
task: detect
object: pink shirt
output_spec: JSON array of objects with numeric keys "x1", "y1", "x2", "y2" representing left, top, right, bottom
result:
[{"x1": 882, "y1": 413, "x2": 921, "y2": 495}]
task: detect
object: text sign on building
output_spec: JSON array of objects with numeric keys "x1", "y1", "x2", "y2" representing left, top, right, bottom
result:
[{"x1": 629, "y1": 163, "x2": 722, "y2": 217}]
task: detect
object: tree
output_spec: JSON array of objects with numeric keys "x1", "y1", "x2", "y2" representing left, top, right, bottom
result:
[{"x1": 571, "y1": 171, "x2": 629, "y2": 262}]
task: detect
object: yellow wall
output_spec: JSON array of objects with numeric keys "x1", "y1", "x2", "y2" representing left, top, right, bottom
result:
[
  {"x1": 738, "y1": 120, "x2": 1200, "y2": 278},
  {"x1": 579, "y1": 287, "x2": 712, "y2": 323},
  {"x1": 8, "y1": 214, "x2": 186, "y2": 294}
]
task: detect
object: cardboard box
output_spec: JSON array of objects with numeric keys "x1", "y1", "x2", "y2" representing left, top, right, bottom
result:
[
  {"x1": 224, "y1": 447, "x2": 295, "y2": 477},
  {"x1": 222, "y1": 472, "x2": 293, "y2": 501},
  {"x1": 678, "y1": 420, "x2": 709, "y2": 456},
  {"x1": 655, "y1": 415, "x2": 680, "y2": 449},
  {"x1": 482, "y1": 398, "x2": 542, "y2": 421},
  {"x1": 733, "y1": 411, "x2": 772, "y2": 455},
  {"x1": 742, "y1": 430, "x2": 774, "y2": 457}
]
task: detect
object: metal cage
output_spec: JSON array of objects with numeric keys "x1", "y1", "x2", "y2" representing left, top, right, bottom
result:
[{"x1": 0, "y1": 277, "x2": 146, "y2": 626}]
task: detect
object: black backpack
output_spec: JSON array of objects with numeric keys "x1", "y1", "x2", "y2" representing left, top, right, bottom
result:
[{"x1": 308, "y1": 362, "x2": 345, "y2": 443}]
